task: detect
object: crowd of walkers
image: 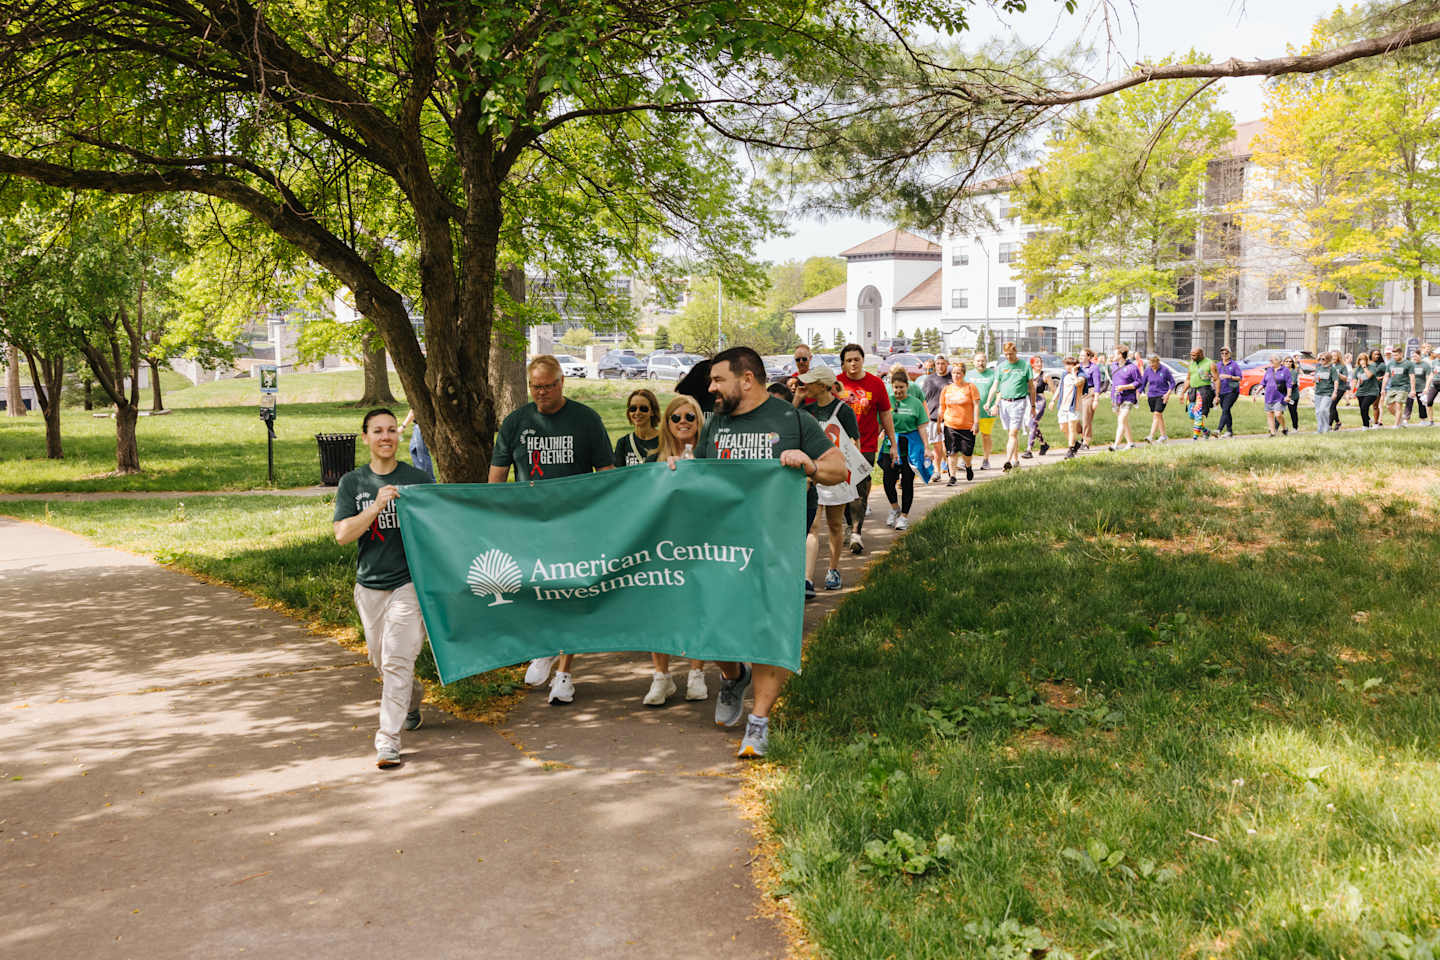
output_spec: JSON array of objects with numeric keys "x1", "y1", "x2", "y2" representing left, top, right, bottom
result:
[{"x1": 332, "y1": 339, "x2": 1440, "y2": 769}]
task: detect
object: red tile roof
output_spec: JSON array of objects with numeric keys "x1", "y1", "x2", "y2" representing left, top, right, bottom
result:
[
  {"x1": 789, "y1": 281, "x2": 847, "y2": 313},
  {"x1": 895, "y1": 269, "x2": 942, "y2": 311},
  {"x1": 839, "y1": 228, "x2": 940, "y2": 258}
]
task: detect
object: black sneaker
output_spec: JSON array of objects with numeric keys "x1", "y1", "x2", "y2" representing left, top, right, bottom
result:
[
  {"x1": 1002, "y1": 461, "x2": 1012, "y2": 472},
  {"x1": 965, "y1": 465, "x2": 974, "y2": 481},
  {"x1": 1039, "y1": 442, "x2": 1049, "y2": 455},
  {"x1": 947, "y1": 476, "x2": 957, "y2": 486},
  {"x1": 1021, "y1": 451, "x2": 1033, "y2": 460}
]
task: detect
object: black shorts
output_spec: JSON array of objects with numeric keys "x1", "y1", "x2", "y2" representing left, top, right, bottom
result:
[
  {"x1": 806, "y1": 484, "x2": 818, "y2": 532},
  {"x1": 1148, "y1": 396, "x2": 1167, "y2": 413},
  {"x1": 943, "y1": 427, "x2": 975, "y2": 456}
]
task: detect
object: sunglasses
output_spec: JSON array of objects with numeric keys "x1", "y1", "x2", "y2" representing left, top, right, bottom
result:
[
  {"x1": 627, "y1": 404, "x2": 651, "y2": 414},
  {"x1": 794, "y1": 356, "x2": 810, "y2": 363},
  {"x1": 669, "y1": 412, "x2": 697, "y2": 423}
]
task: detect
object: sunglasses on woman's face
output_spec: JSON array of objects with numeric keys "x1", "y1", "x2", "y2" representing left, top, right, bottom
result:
[
  {"x1": 628, "y1": 404, "x2": 651, "y2": 414},
  {"x1": 670, "y1": 412, "x2": 697, "y2": 423}
]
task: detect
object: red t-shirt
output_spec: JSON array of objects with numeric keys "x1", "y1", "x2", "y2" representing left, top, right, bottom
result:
[{"x1": 838, "y1": 372, "x2": 891, "y2": 453}]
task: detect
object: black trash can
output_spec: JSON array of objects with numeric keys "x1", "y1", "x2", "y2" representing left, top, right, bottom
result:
[{"x1": 315, "y1": 433, "x2": 358, "y2": 486}]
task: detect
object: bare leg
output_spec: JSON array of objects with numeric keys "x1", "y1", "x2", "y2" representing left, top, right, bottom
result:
[{"x1": 749, "y1": 663, "x2": 789, "y2": 718}]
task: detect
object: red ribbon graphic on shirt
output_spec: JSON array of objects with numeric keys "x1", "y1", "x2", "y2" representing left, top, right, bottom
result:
[{"x1": 530, "y1": 450, "x2": 545, "y2": 478}]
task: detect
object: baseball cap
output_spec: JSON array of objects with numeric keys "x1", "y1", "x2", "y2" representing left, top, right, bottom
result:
[{"x1": 797, "y1": 364, "x2": 837, "y2": 385}]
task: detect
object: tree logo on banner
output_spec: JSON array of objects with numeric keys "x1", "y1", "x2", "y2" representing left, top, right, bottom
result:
[{"x1": 467, "y1": 549, "x2": 523, "y2": 606}]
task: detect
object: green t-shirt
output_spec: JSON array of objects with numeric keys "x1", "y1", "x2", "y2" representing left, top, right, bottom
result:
[
  {"x1": 970, "y1": 366, "x2": 999, "y2": 416},
  {"x1": 887, "y1": 392, "x2": 929, "y2": 435},
  {"x1": 492, "y1": 399, "x2": 613, "y2": 481},
  {"x1": 1354, "y1": 362, "x2": 1381, "y2": 396},
  {"x1": 994, "y1": 359, "x2": 1034, "y2": 401},
  {"x1": 1312, "y1": 365, "x2": 1340, "y2": 397},
  {"x1": 333, "y1": 461, "x2": 434, "y2": 590},
  {"x1": 1385, "y1": 359, "x2": 1415, "y2": 394},
  {"x1": 695, "y1": 396, "x2": 831, "y2": 461},
  {"x1": 613, "y1": 432, "x2": 660, "y2": 467},
  {"x1": 1418, "y1": 360, "x2": 1434, "y2": 385},
  {"x1": 810, "y1": 398, "x2": 860, "y2": 442},
  {"x1": 1187, "y1": 357, "x2": 1217, "y2": 388}
]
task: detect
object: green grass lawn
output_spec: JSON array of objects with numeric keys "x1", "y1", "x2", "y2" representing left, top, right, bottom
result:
[
  {"x1": 0, "y1": 373, "x2": 674, "y2": 493},
  {"x1": 0, "y1": 494, "x2": 519, "y2": 713},
  {"x1": 765, "y1": 429, "x2": 1440, "y2": 958}
]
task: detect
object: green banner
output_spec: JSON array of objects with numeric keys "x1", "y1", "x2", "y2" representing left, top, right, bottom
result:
[{"x1": 394, "y1": 460, "x2": 806, "y2": 684}]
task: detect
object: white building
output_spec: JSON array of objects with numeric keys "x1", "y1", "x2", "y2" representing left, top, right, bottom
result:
[{"x1": 794, "y1": 121, "x2": 1440, "y2": 359}]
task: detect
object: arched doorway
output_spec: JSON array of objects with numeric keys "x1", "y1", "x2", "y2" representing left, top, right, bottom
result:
[{"x1": 857, "y1": 286, "x2": 881, "y2": 351}]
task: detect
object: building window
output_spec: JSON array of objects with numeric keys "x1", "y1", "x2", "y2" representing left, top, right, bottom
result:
[
  {"x1": 951, "y1": 288, "x2": 968, "y2": 309},
  {"x1": 1429, "y1": 280, "x2": 1440, "y2": 297},
  {"x1": 998, "y1": 242, "x2": 1016, "y2": 264},
  {"x1": 998, "y1": 200, "x2": 1014, "y2": 220},
  {"x1": 998, "y1": 287, "x2": 1017, "y2": 308},
  {"x1": 951, "y1": 250, "x2": 969, "y2": 266},
  {"x1": 1267, "y1": 277, "x2": 1287, "y2": 302}
]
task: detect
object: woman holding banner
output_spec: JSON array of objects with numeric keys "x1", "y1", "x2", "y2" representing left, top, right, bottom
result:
[
  {"x1": 614, "y1": 388, "x2": 662, "y2": 466},
  {"x1": 636, "y1": 395, "x2": 711, "y2": 707}
]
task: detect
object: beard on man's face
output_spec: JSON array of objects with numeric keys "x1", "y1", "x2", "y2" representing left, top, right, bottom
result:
[{"x1": 712, "y1": 383, "x2": 741, "y2": 415}]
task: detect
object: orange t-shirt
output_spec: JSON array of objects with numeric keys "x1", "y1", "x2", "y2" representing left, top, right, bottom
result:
[{"x1": 941, "y1": 382, "x2": 980, "y2": 431}]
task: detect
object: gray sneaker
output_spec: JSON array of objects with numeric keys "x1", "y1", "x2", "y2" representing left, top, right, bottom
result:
[
  {"x1": 376, "y1": 747, "x2": 402, "y2": 769},
  {"x1": 403, "y1": 707, "x2": 423, "y2": 731},
  {"x1": 737, "y1": 716, "x2": 769, "y2": 758},
  {"x1": 714, "y1": 663, "x2": 751, "y2": 728}
]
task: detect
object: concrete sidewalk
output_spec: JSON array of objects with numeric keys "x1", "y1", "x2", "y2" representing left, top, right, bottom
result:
[{"x1": 0, "y1": 443, "x2": 1073, "y2": 960}]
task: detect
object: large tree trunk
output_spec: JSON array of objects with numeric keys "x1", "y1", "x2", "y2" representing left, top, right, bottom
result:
[
  {"x1": 1224, "y1": 303, "x2": 1233, "y2": 355},
  {"x1": 21, "y1": 348, "x2": 63, "y2": 458},
  {"x1": 1303, "y1": 289, "x2": 1320, "y2": 355},
  {"x1": 1146, "y1": 297, "x2": 1156, "y2": 356},
  {"x1": 82, "y1": 377, "x2": 93, "y2": 410},
  {"x1": 114, "y1": 403, "x2": 139, "y2": 473},
  {"x1": 1082, "y1": 303, "x2": 1091, "y2": 350},
  {"x1": 147, "y1": 357, "x2": 164, "y2": 411},
  {"x1": 5, "y1": 343, "x2": 24, "y2": 416},
  {"x1": 358, "y1": 329, "x2": 397, "y2": 406},
  {"x1": 1113, "y1": 294, "x2": 1123, "y2": 350},
  {"x1": 489, "y1": 266, "x2": 528, "y2": 425}
]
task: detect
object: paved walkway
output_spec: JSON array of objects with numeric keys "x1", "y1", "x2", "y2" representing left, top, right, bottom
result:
[{"x1": 0, "y1": 444, "x2": 1069, "y2": 960}]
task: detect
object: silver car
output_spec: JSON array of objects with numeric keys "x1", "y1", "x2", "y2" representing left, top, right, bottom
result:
[{"x1": 552, "y1": 354, "x2": 587, "y2": 378}]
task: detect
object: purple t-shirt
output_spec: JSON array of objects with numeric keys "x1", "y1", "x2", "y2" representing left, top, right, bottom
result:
[
  {"x1": 1215, "y1": 359, "x2": 1243, "y2": 395},
  {"x1": 1261, "y1": 366, "x2": 1292, "y2": 405},
  {"x1": 1110, "y1": 362, "x2": 1141, "y2": 403},
  {"x1": 1083, "y1": 362, "x2": 1106, "y2": 394},
  {"x1": 1140, "y1": 364, "x2": 1176, "y2": 398}
]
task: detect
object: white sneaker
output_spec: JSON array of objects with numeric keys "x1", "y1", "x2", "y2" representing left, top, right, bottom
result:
[
  {"x1": 548, "y1": 671, "x2": 575, "y2": 705},
  {"x1": 686, "y1": 669, "x2": 708, "y2": 701},
  {"x1": 885, "y1": 507, "x2": 900, "y2": 528},
  {"x1": 642, "y1": 672, "x2": 676, "y2": 707},
  {"x1": 895, "y1": 516, "x2": 909, "y2": 531},
  {"x1": 525, "y1": 656, "x2": 557, "y2": 687}
]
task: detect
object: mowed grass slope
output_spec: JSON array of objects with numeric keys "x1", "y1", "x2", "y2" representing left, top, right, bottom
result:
[{"x1": 766, "y1": 430, "x2": 1440, "y2": 958}]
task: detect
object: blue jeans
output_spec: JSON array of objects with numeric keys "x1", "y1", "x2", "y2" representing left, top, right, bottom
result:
[{"x1": 1314, "y1": 394, "x2": 1334, "y2": 433}]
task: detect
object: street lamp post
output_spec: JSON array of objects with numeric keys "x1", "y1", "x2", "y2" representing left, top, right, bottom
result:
[{"x1": 973, "y1": 236, "x2": 990, "y2": 355}]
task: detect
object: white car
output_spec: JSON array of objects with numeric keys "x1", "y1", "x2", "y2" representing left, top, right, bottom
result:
[{"x1": 553, "y1": 354, "x2": 587, "y2": 378}]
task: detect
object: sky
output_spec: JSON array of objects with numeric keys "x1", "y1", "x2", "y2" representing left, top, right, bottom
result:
[{"x1": 755, "y1": 0, "x2": 1346, "y2": 263}]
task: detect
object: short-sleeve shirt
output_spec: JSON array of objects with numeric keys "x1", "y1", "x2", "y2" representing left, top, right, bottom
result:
[
  {"x1": 1215, "y1": 360, "x2": 1243, "y2": 395},
  {"x1": 492, "y1": 399, "x2": 612, "y2": 481},
  {"x1": 921, "y1": 372, "x2": 952, "y2": 420},
  {"x1": 1262, "y1": 366, "x2": 1292, "y2": 405},
  {"x1": 613, "y1": 433, "x2": 659, "y2": 467},
  {"x1": 1111, "y1": 362, "x2": 1141, "y2": 402},
  {"x1": 1313, "y1": 365, "x2": 1340, "y2": 397},
  {"x1": 1187, "y1": 357, "x2": 1217, "y2": 388},
  {"x1": 1385, "y1": 359, "x2": 1415, "y2": 392},
  {"x1": 888, "y1": 392, "x2": 929, "y2": 436},
  {"x1": 1140, "y1": 364, "x2": 1176, "y2": 398},
  {"x1": 1083, "y1": 362, "x2": 1106, "y2": 394},
  {"x1": 995, "y1": 359, "x2": 1034, "y2": 401},
  {"x1": 970, "y1": 366, "x2": 999, "y2": 417},
  {"x1": 333, "y1": 462, "x2": 434, "y2": 590},
  {"x1": 1354, "y1": 362, "x2": 1380, "y2": 396},
  {"x1": 941, "y1": 381, "x2": 980, "y2": 430},
  {"x1": 837, "y1": 372, "x2": 892, "y2": 453},
  {"x1": 809, "y1": 398, "x2": 860, "y2": 442},
  {"x1": 695, "y1": 397, "x2": 831, "y2": 461}
]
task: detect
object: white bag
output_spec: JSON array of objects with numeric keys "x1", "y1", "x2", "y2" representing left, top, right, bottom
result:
[{"x1": 815, "y1": 407, "x2": 869, "y2": 506}]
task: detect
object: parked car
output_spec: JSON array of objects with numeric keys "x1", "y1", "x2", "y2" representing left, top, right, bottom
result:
[
  {"x1": 876, "y1": 337, "x2": 911, "y2": 356},
  {"x1": 1240, "y1": 348, "x2": 1315, "y2": 367},
  {"x1": 1020, "y1": 352, "x2": 1065, "y2": 389},
  {"x1": 553, "y1": 354, "x2": 587, "y2": 378},
  {"x1": 816, "y1": 353, "x2": 842, "y2": 370},
  {"x1": 882, "y1": 353, "x2": 928, "y2": 379},
  {"x1": 598, "y1": 354, "x2": 646, "y2": 379},
  {"x1": 645, "y1": 353, "x2": 694, "y2": 382},
  {"x1": 759, "y1": 355, "x2": 793, "y2": 383},
  {"x1": 1239, "y1": 364, "x2": 1316, "y2": 397}
]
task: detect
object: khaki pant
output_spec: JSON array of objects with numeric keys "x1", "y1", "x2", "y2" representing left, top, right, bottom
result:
[{"x1": 354, "y1": 582, "x2": 426, "y2": 753}]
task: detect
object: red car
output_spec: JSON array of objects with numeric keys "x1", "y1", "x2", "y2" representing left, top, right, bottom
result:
[{"x1": 1240, "y1": 362, "x2": 1315, "y2": 397}]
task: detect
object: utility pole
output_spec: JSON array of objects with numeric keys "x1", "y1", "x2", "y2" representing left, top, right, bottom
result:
[{"x1": 716, "y1": 276, "x2": 723, "y2": 349}]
